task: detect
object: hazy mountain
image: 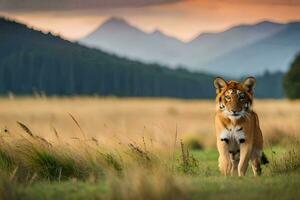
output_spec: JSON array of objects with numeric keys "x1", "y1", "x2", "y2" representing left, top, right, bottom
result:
[
  {"x1": 183, "y1": 21, "x2": 285, "y2": 68},
  {"x1": 205, "y1": 22, "x2": 300, "y2": 76},
  {"x1": 80, "y1": 17, "x2": 185, "y2": 67},
  {"x1": 80, "y1": 18, "x2": 300, "y2": 77}
]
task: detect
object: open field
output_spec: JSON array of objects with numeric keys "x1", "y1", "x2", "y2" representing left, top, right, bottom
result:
[
  {"x1": 1, "y1": 98, "x2": 300, "y2": 147},
  {"x1": 0, "y1": 98, "x2": 300, "y2": 200}
]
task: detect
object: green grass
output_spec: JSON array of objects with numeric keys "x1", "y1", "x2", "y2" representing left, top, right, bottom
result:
[
  {"x1": 190, "y1": 173, "x2": 300, "y2": 200},
  {"x1": 2, "y1": 173, "x2": 297, "y2": 200},
  {"x1": 0, "y1": 123, "x2": 299, "y2": 200},
  {"x1": 1, "y1": 148, "x2": 299, "y2": 200}
]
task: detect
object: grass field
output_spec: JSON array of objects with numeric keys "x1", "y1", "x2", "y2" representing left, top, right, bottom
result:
[{"x1": 0, "y1": 98, "x2": 299, "y2": 200}]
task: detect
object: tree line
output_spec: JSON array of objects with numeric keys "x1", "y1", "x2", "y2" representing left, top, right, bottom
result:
[{"x1": 284, "y1": 53, "x2": 300, "y2": 99}]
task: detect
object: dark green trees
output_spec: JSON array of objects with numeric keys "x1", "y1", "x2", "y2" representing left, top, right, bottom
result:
[{"x1": 283, "y1": 53, "x2": 300, "y2": 99}]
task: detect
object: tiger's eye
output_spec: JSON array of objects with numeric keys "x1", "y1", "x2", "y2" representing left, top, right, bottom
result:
[
  {"x1": 239, "y1": 93, "x2": 245, "y2": 101},
  {"x1": 225, "y1": 95, "x2": 231, "y2": 101}
]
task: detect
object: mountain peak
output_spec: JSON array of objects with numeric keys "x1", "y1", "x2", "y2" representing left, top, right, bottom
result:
[
  {"x1": 150, "y1": 29, "x2": 165, "y2": 36},
  {"x1": 86, "y1": 16, "x2": 141, "y2": 35},
  {"x1": 256, "y1": 20, "x2": 280, "y2": 26},
  {"x1": 104, "y1": 17, "x2": 127, "y2": 25}
]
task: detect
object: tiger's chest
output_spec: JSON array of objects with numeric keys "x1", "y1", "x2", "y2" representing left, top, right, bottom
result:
[{"x1": 220, "y1": 126, "x2": 246, "y2": 144}]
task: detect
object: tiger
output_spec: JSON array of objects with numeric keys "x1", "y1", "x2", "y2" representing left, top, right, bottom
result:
[{"x1": 214, "y1": 77, "x2": 268, "y2": 176}]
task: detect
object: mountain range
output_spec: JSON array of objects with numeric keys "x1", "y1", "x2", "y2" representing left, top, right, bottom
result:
[
  {"x1": 80, "y1": 18, "x2": 300, "y2": 77},
  {"x1": 0, "y1": 17, "x2": 285, "y2": 98},
  {"x1": 80, "y1": 17, "x2": 185, "y2": 66}
]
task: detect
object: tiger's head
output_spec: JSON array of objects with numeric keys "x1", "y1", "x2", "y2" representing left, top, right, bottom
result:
[{"x1": 214, "y1": 77, "x2": 256, "y2": 120}]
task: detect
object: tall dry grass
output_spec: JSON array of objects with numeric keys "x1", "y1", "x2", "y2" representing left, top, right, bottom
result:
[
  {"x1": 269, "y1": 140, "x2": 300, "y2": 175},
  {"x1": 0, "y1": 118, "x2": 201, "y2": 181},
  {"x1": 0, "y1": 116, "x2": 199, "y2": 200},
  {"x1": 1, "y1": 98, "x2": 299, "y2": 149}
]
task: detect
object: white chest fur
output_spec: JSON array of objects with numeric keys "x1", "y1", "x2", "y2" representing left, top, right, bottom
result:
[{"x1": 220, "y1": 126, "x2": 246, "y2": 143}]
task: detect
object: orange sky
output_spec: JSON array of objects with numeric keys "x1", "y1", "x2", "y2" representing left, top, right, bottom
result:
[{"x1": 1, "y1": 0, "x2": 300, "y2": 41}]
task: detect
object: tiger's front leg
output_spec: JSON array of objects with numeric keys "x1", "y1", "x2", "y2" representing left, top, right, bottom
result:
[
  {"x1": 238, "y1": 144, "x2": 252, "y2": 176},
  {"x1": 217, "y1": 140, "x2": 232, "y2": 176},
  {"x1": 218, "y1": 154, "x2": 232, "y2": 176}
]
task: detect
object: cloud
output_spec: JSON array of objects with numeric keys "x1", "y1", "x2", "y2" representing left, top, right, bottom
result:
[{"x1": 0, "y1": 0, "x2": 181, "y2": 11}]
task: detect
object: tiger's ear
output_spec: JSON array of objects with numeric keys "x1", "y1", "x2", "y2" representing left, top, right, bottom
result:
[
  {"x1": 214, "y1": 77, "x2": 227, "y2": 94},
  {"x1": 242, "y1": 77, "x2": 256, "y2": 94}
]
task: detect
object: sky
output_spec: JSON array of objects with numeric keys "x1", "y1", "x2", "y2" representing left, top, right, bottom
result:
[{"x1": 1, "y1": 0, "x2": 300, "y2": 41}]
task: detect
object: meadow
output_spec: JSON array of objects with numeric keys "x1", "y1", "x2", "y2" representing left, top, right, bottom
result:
[{"x1": 0, "y1": 97, "x2": 299, "y2": 200}]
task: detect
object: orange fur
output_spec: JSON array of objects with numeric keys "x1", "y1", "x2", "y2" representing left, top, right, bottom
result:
[{"x1": 214, "y1": 77, "x2": 264, "y2": 176}]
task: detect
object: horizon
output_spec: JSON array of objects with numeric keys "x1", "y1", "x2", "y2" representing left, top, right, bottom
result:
[
  {"x1": 1, "y1": 0, "x2": 300, "y2": 41},
  {"x1": 1, "y1": 14, "x2": 298, "y2": 43}
]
